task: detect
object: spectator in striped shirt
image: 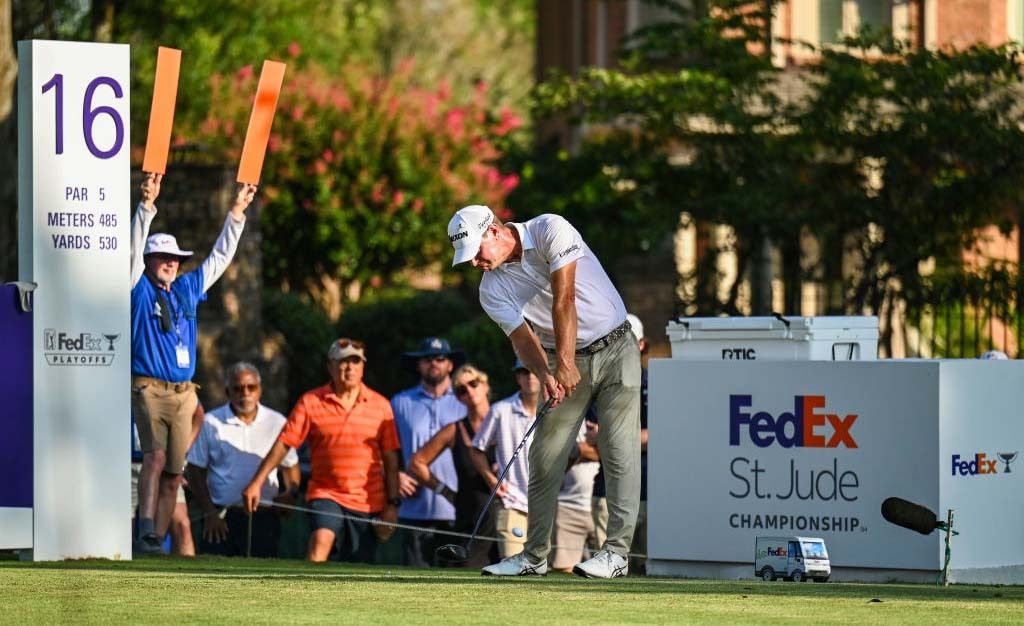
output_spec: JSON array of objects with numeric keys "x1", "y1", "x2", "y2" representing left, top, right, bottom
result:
[{"x1": 243, "y1": 338, "x2": 402, "y2": 562}]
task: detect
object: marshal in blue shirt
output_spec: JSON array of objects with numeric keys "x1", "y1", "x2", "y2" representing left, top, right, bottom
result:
[
  {"x1": 130, "y1": 269, "x2": 207, "y2": 382},
  {"x1": 128, "y1": 201, "x2": 245, "y2": 383}
]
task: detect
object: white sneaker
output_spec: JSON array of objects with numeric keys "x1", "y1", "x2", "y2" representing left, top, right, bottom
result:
[
  {"x1": 481, "y1": 552, "x2": 548, "y2": 576},
  {"x1": 573, "y1": 549, "x2": 628, "y2": 578}
]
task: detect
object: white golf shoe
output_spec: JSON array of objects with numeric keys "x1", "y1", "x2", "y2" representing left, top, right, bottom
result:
[
  {"x1": 481, "y1": 552, "x2": 548, "y2": 576},
  {"x1": 573, "y1": 549, "x2": 628, "y2": 578}
]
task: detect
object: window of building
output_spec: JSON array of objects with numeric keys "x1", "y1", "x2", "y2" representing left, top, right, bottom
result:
[{"x1": 820, "y1": 0, "x2": 893, "y2": 44}]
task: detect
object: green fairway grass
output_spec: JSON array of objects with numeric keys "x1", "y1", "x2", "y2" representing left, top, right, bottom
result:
[{"x1": 0, "y1": 557, "x2": 1021, "y2": 625}]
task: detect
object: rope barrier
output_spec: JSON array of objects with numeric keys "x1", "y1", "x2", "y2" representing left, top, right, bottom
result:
[{"x1": 186, "y1": 498, "x2": 648, "y2": 560}]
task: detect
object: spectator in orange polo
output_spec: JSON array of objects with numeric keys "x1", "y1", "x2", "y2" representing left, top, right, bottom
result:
[{"x1": 243, "y1": 338, "x2": 401, "y2": 563}]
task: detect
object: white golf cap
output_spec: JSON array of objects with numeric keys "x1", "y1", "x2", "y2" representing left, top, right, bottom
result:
[
  {"x1": 626, "y1": 313, "x2": 644, "y2": 341},
  {"x1": 448, "y1": 204, "x2": 495, "y2": 266},
  {"x1": 144, "y1": 233, "x2": 193, "y2": 257}
]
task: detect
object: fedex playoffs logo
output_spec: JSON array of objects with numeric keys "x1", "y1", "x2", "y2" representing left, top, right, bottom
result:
[
  {"x1": 729, "y1": 395, "x2": 858, "y2": 449},
  {"x1": 951, "y1": 451, "x2": 1017, "y2": 476}
]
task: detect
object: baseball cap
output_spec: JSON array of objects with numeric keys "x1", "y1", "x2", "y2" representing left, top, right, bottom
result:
[
  {"x1": 448, "y1": 205, "x2": 495, "y2": 266},
  {"x1": 144, "y1": 233, "x2": 193, "y2": 257},
  {"x1": 328, "y1": 338, "x2": 367, "y2": 362},
  {"x1": 626, "y1": 313, "x2": 644, "y2": 341}
]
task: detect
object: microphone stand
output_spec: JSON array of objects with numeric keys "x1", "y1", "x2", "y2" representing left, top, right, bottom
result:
[{"x1": 941, "y1": 509, "x2": 954, "y2": 587}]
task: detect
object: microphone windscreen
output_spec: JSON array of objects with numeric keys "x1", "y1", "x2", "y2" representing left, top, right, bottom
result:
[{"x1": 881, "y1": 497, "x2": 938, "y2": 535}]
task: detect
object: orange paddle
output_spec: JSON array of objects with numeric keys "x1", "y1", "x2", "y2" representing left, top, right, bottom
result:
[
  {"x1": 237, "y1": 60, "x2": 287, "y2": 184},
  {"x1": 142, "y1": 47, "x2": 181, "y2": 175}
]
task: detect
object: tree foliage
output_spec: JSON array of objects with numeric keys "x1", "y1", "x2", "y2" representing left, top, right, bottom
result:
[
  {"x1": 514, "y1": 0, "x2": 1023, "y2": 346},
  {"x1": 202, "y1": 58, "x2": 523, "y2": 313}
]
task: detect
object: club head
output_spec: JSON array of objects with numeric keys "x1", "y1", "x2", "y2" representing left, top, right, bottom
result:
[{"x1": 436, "y1": 543, "x2": 469, "y2": 565}]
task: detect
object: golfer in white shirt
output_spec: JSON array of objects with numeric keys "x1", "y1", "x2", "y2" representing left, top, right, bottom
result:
[{"x1": 448, "y1": 205, "x2": 641, "y2": 578}]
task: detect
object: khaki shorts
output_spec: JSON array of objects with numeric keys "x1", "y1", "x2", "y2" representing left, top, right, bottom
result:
[
  {"x1": 495, "y1": 506, "x2": 528, "y2": 558},
  {"x1": 550, "y1": 504, "x2": 595, "y2": 570},
  {"x1": 131, "y1": 376, "x2": 198, "y2": 474}
]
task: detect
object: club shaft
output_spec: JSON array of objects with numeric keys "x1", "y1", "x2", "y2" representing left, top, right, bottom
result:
[{"x1": 464, "y1": 398, "x2": 553, "y2": 552}]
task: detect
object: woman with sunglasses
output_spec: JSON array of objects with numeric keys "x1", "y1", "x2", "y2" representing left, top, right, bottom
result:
[{"x1": 408, "y1": 364, "x2": 496, "y2": 568}]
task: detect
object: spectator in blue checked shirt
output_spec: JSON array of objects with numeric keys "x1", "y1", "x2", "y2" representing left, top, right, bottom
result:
[{"x1": 391, "y1": 337, "x2": 467, "y2": 566}]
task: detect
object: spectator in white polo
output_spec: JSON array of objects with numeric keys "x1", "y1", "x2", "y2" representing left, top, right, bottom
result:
[
  {"x1": 470, "y1": 359, "x2": 540, "y2": 558},
  {"x1": 186, "y1": 362, "x2": 299, "y2": 557}
]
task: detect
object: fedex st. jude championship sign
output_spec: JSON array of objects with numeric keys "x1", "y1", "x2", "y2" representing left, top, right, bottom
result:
[{"x1": 648, "y1": 361, "x2": 940, "y2": 573}]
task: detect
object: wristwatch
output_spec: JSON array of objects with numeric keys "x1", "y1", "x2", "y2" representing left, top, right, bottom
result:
[
  {"x1": 433, "y1": 481, "x2": 457, "y2": 504},
  {"x1": 387, "y1": 497, "x2": 401, "y2": 507}
]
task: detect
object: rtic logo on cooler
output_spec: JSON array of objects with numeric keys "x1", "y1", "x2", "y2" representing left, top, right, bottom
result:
[
  {"x1": 951, "y1": 452, "x2": 1017, "y2": 476},
  {"x1": 43, "y1": 328, "x2": 120, "y2": 366},
  {"x1": 729, "y1": 395, "x2": 858, "y2": 449}
]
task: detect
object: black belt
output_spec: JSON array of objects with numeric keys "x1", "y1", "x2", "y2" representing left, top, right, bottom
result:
[{"x1": 548, "y1": 320, "x2": 632, "y2": 357}]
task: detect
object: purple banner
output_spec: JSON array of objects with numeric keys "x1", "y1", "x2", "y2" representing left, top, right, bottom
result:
[{"x1": 0, "y1": 284, "x2": 32, "y2": 507}]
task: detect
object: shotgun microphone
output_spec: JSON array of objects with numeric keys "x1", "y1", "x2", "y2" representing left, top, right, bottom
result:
[{"x1": 881, "y1": 497, "x2": 939, "y2": 535}]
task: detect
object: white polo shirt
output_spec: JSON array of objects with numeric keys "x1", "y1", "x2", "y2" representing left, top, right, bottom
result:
[
  {"x1": 479, "y1": 214, "x2": 626, "y2": 350},
  {"x1": 187, "y1": 403, "x2": 299, "y2": 507},
  {"x1": 472, "y1": 392, "x2": 535, "y2": 513}
]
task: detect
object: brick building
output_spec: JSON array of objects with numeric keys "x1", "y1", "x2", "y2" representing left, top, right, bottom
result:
[{"x1": 536, "y1": 1, "x2": 1022, "y2": 356}]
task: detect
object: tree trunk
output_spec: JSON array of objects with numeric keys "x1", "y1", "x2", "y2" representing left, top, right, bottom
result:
[
  {"x1": 748, "y1": 229, "x2": 774, "y2": 315},
  {"x1": 0, "y1": 0, "x2": 17, "y2": 280},
  {"x1": 90, "y1": 0, "x2": 121, "y2": 43},
  {"x1": 780, "y1": 234, "x2": 802, "y2": 315}
]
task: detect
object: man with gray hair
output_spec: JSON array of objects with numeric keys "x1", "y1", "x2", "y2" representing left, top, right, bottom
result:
[{"x1": 186, "y1": 362, "x2": 299, "y2": 557}]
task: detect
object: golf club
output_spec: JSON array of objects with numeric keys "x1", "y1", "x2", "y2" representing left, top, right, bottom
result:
[{"x1": 436, "y1": 397, "x2": 555, "y2": 566}]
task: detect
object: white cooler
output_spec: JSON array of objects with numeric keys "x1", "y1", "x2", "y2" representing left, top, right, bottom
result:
[{"x1": 666, "y1": 315, "x2": 879, "y2": 361}]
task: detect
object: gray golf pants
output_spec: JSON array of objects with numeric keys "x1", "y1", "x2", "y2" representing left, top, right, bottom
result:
[{"x1": 524, "y1": 330, "x2": 641, "y2": 563}]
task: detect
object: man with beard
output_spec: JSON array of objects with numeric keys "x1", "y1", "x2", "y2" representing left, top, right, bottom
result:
[{"x1": 391, "y1": 337, "x2": 467, "y2": 566}]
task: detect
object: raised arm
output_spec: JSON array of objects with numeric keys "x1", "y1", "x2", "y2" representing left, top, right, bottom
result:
[
  {"x1": 199, "y1": 183, "x2": 257, "y2": 293},
  {"x1": 130, "y1": 173, "x2": 161, "y2": 287}
]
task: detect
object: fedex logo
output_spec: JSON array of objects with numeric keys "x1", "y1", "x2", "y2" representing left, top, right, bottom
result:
[
  {"x1": 952, "y1": 454, "x2": 996, "y2": 476},
  {"x1": 729, "y1": 395, "x2": 858, "y2": 449},
  {"x1": 756, "y1": 547, "x2": 788, "y2": 559}
]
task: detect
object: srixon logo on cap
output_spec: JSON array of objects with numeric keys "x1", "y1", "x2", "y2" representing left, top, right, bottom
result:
[
  {"x1": 729, "y1": 395, "x2": 858, "y2": 449},
  {"x1": 449, "y1": 231, "x2": 468, "y2": 243}
]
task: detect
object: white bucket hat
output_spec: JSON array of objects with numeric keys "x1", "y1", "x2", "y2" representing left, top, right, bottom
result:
[
  {"x1": 448, "y1": 205, "x2": 495, "y2": 266},
  {"x1": 144, "y1": 233, "x2": 193, "y2": 257}
]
